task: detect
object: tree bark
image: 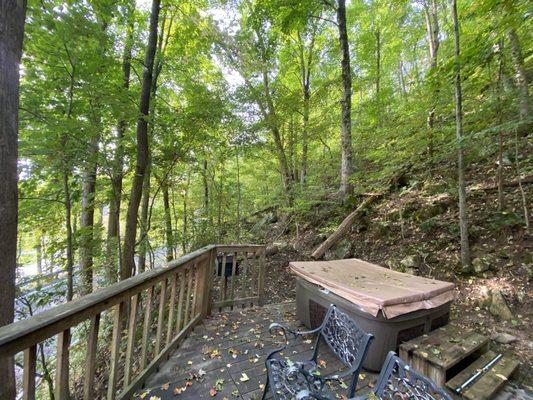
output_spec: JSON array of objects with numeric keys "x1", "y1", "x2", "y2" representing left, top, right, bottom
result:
[
  {"x1": 0, "y1": 1, "x2": 26, "y2": 398},
  {"x1": 107, "y1": 0, "x2": 135, "y2": 283},
  {"x1": 496, "y1": 40, "x2": 505, "y2": 211},
  {"x1": 451, "y1": 0, "x2": 471, "y2": 269},
  {"x1": 122, "y1": 0, "x2": 161, "y2": 280},
  {"x1": 35, "y1": 235, "x2": 43, "y2": 274},
  {"x1": 337, "y1": 0, "x2": 353, "y2": 200},
  {"x1": 79, "y1": 132, "x2": 98, "y2": 295},
  {"x1": 507, "y1": 28, "x2": 531, "y2": 133},
  {"x1": 423, "y1": 0, "x2": 440, "y2": 163},
  {"x1": 137, "y1": 160, "x2": 151, "y2": 273},
  {"x1": 63, "y1": 171, "x2": 74, "y2": 301},
  {"x1": 182, "y1": 168, "x2": 191, "y2": 254},
  {"x1": 163, "y1": 181, "x2": 173, "y2": 261},
  {"x1": 297, "y1": 28, "x2": 314, "y2": 187}
]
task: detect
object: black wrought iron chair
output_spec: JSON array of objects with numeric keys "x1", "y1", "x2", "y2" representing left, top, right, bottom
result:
[
  {"x1": 350, "y1": 351, "x2": 452, "y2": 400},
  {"x1": 262, "y1": 305, "x2": 374, "y2": 400}
]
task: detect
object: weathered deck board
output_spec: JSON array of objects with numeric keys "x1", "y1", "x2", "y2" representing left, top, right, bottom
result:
[{"x1": 133, "y1": 302, "x2": 377, "y2": 399}]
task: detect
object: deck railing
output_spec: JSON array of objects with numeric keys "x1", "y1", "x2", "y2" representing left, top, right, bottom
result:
[{"x1": 0, "y1": 244, "x2": 266, "y2": 400}]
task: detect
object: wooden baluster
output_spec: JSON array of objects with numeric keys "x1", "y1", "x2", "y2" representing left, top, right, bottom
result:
[
  {"x1": 207, "y1": 249, "x2": 216, "y2": 316},
  {"x1": 184, "y1": 266, "x2": 194, "y2": 326},
  {"x1": 22, "y1": 345, "x2": 37, "y2": 400},
  {"x1": 190, "y1": 266, "x2": 199, "y2": 318},
  {"x1": 55, "y1": 329, "x2": 70, "y2": 399},
  {"x1": 175, "y1": 269, "x2": 186, "y2": 332},
  {"x1": 83, "y1": 314, "x2": 100, "y2": 400},
  {"x1": 229, "y1": 251, "x2": 237, "y2": 305},
  {"x1": 124, "y1": 294, "x2": 139, "y2": 386},
  {"x1": 140, "y1": 286, "x2": 154, "y2": 370},
  {"x1": 258, "y1": 249, "x2": 266, "y2": 306},
  {"x1": 155, "y1": 278, "x2": 167, "y2": 355},
  {"x1": 108, "y1": 302, "x2": 126, "y2": 400},
  {"x1": 220, "y1": 253, "x2": 227, "y2": 303},
  {"x1": 166, "y1": 273, "x2": 178, "y2": 345},
  {"x1": 195, "y1": 258, "x2": 210, "y2": 316}
]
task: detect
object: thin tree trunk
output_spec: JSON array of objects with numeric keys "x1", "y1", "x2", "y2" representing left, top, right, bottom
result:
[
  {"x1": 375, "y1": 27, "x2": 381, "y2": 107},
  {"x1": 507, "y1": 28, "x2": 531, "y2": 133},
  {"x1": 514, "y1": 130, "x2": 530, "y2": 233},
  {"x1": 337, "y1": 0, "x2": 353, "y2": 200},
  {"x1": 236, "y1": 151, "x2": 241, "y2": 242},
  {"x1": 298, "y1": 27, "x2": 314, "y2": 187},
  {"x1": 107, "y1": 0, "x2": 135, "y2": 283},
  {"x1": 182, "y1": 169, "x2": 191, "y2": 254},
  {"x1": 63, "y1": 171, "x2": 74, "y2": 301},
  {"x1": 399, "y1": 60, "x2": 407, "y2": 95},
  {"x1": 122, "y1": 0, "x2": 161, "y2": 280},
  {"x1": 496, "y1": 40, "x2": 505, "y2": 210},
  {"x1": 79, "y1": 133, "x2": 98, "y2": 295},
  {"x1": 35, "y1": 235, "x2": 43, "y2": 274},
  {"x1": 137, "y1": 161, "x2": 151, "y2": 273},
  {"x1": 451, "y1": 0, "x2": 471, "y2": 269},
  {"x1": 424, "y1": 0, "x2": 440, "y2": 164},
  {"x1": 0, "y1": 1, "x2": 26, "y2": 397},
  {"x1": 163, "y1": 181, "x2": 173, "y2": 261}
]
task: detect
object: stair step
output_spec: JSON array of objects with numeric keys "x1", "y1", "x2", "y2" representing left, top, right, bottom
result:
[
  {"x1": 446, "y1": 350, "x2": 520, "y2": 400},
  {"x1": 400, "y1": 325, "x2": 489, "y2": 387}
]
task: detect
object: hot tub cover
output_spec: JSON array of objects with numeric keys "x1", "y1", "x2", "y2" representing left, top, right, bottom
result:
[{"x1": 290, "y1": 259, "x2": 455, "y2": 319}]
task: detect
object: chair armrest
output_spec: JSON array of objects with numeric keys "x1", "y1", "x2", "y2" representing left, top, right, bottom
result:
[
  {"x1": 269, "y1": 323, "x2": 322, "y2": 340},
  {"x1": 266, "y1": 323, "x2": 321, "y2": 361},
  {"x1": 295, "y1": 390, "x2": 331, "y2": 400}
]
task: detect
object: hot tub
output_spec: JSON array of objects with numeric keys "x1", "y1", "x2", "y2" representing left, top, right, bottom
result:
[{"x1": 291, "y1": 259, "x2": 455, "y2": 371}]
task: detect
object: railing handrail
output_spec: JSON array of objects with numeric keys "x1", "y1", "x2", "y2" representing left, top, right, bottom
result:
[
  {"x1": 0, "y1": 243, "x2": 267, "y2": 400},
  {"x1": 0, "y1": 243, "x2": 264, "y2": 357}
]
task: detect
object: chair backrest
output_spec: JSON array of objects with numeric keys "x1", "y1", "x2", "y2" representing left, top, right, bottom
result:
[
  {"x1": 318, "y1": 305, "x2": 373, "y2": 371},
  {"x1": 372, "y1": 351, "x2": 452, "y2": 400}
]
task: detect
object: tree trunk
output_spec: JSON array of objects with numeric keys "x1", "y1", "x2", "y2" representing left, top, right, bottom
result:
[
  {"x1": 507, "y1": 28, "x2": 531, "y2": 133},
  {"x1": 298, "y1": 27, "x2": 314, "y2": 187},
  {"x1": 424, "y1": 0, "x2": 440, "y2": 163},
  {"x1": 63, "y1": 171, "x2": 74, "y2": 301},
  {"x1": 496, "y1": 39, "x2": 505, "y2": 211},
  {"x1": 260, "y1": 68, "x2": 292, "y2": 194},
  {"x1": 163, "y1": 182, "x2": 173, "y2": 261},
  {"x1": 122, "y1": 0, "x2": 161, "y2": 280},
  {"x1": 375, "y1": 28, "x2": 381, "y2": 107},
  {"x1": 182, "y1": 169, "x2": 191, "y2": 254},
  {"x1": 79, "y1": 133, "x2": 98, "y2": 295},
  {"x1": 0, "y1": 1, "x2": 26, "y2": 397},
  {"x1": 451, "y1": 0, "x2": 471, "y2": 269},
  {"x1": 137, "y1": 160, "x2": 151, "y2": 273},
  {"x1": 236, "y1": 152, "x2": 241, "y2": 242},
  {"x1": 337, "y1": 0, "x2": 353, "y2": 200},
  {"x1": 107, "y1": 0, "x2": 135, "y2": 283},
  {"x1": 35, "y1": 235, "x2": 43, "y2": 274}
]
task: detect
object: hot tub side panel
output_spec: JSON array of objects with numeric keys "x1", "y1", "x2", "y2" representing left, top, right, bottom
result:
[{"x1": 296, "y1": 277, "x2": 451, "y2": 371}]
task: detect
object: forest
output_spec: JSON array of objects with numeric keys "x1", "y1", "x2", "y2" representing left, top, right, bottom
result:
[{"x1": 0, "y1": 0, "x2": 531, "y2": 398}]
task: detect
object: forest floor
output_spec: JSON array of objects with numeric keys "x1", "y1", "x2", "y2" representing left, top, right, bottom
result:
[{"x1": 253, "y1": 162, "x2": 533, "y2": 392}]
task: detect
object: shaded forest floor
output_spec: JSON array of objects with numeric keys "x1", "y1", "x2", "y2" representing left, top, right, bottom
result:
[{"x1": 254, "y1": 161, "x2": 532, "y2": 390}]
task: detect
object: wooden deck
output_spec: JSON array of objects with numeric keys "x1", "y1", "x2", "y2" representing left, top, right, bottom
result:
[{"x1": 134, "y1": 302, "x2": 377, "y2": 399}]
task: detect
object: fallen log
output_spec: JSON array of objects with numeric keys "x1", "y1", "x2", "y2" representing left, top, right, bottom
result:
[
  {"x1": 311, "y1": 194, "x2": 382, "y2": 259},
  {"x1": 468, "y1": 174, "x2": 533, "y2": 193},
  {"x1": 311, "y1": 164, "x2": 413, "y2": 260}
]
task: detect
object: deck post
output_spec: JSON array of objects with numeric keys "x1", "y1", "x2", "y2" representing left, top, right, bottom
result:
[{"x1": 258, "y1": 247, "x2": 266, "y2": 306}]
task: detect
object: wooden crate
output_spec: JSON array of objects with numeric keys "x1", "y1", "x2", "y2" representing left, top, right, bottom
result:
[{"x1": 399, "y1": 325, "x2": 489, "y2": 387}]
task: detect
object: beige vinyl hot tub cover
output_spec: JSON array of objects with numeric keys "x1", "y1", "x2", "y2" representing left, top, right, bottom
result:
[{"x1": 290, "y1": 259, "x2": 455, "y2": 319}]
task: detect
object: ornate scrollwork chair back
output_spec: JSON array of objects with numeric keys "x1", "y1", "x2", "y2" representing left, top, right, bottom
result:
[
  {"x1": 371, "y1": 352, "x2": 452, "y2": 400},
  {"x1": 262, "y1": 305, "x2": 374, "y2": 400}
]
